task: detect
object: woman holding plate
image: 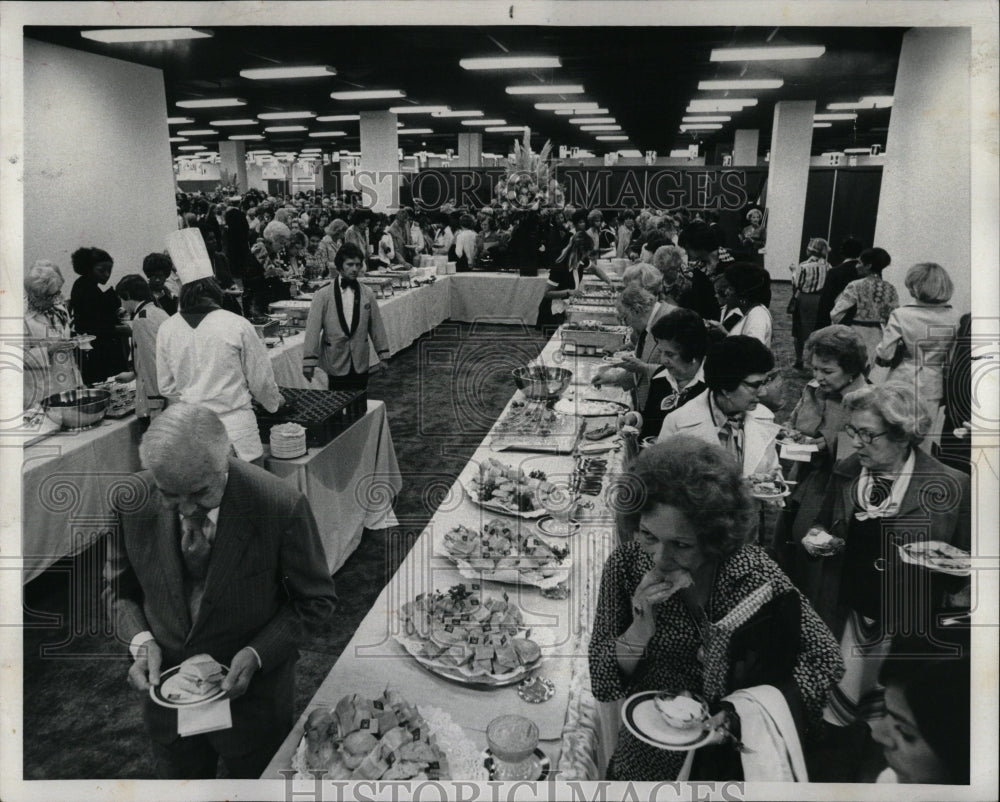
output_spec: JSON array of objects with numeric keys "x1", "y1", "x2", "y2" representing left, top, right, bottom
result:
[
  {"x1": 590, "y1": 436, "x2": 843, "y2": 781},
  {"x1": 799, "y1": 382, "x2": 970, "y2": 729},
  {"x1": 23, "y1": 259, "x2": 83, "y2": 408}
]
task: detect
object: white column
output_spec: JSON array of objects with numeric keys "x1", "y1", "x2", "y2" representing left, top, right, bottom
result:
[
  {"x1": 219, "y1": 141, "x2": 247, "y2": 191},
  {"x1": 873, "y1": 28, "x2": 971, "y2": 314},
  {"x1": 359, "y1": 111, "x2": 400, "y2": 212},
  {"x1": 456, "y1": 133, "x2": 482, "y2": 168},
  {"x1": 763, "y1": 101, "x2": 815, "y2": 279},
  {"x1": 732, "y1": 129, "x2": 759, "y2": 167}
]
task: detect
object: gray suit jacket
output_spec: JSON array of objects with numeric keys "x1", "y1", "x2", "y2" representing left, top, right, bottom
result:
[{"x1": 302, "y1": 280, "x2": 390, "y2": 376}]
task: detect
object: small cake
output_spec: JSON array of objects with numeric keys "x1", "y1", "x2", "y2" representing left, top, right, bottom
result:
[
  {"x1": 270, "y1": 422, "x2": 307, "y2": 459},
  {"x1": 654, "y1": 692, "x2": 708, "y2": 730}
]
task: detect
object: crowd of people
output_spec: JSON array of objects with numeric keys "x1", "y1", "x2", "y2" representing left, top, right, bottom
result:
[
  {"x1": 580, "y1": 230, "x2": 971, "y2": 783},
  {"x1": 21, "y1": 184, "x2": 973, "y2": 784}
]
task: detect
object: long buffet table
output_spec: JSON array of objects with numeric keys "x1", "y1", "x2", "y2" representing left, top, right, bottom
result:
[{"x1": 263, "y1": 329, "x2": 628, "y2": 781}]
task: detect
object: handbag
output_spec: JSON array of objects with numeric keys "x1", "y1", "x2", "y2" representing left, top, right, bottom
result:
[{"x1": 786, "y1": 292, "x2": 799, "y2": 315}]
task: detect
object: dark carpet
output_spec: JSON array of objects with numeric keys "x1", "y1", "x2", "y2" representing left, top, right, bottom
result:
[{"x1": 22, "y1": 286, "x2": 833, "y2": 780}]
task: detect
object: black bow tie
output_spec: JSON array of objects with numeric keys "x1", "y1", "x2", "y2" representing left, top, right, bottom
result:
[{"x1": 340, "y1": 277, "x2": 358, "y2": 290}]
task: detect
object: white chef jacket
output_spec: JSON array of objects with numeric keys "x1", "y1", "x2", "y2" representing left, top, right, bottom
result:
[{"x1": 156, "y1": 308, "x2": 282, "y2": 461}]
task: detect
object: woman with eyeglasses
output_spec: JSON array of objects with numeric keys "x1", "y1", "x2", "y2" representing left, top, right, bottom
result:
[
  {"x1": 657, "y1": 335, "x2": 781, "y2": 478},
  {"x1": 799, "y1": 383, "x2": 970, "y2": 730}
]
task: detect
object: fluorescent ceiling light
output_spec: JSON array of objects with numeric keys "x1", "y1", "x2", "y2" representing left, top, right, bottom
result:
[
  {"x1": 229, "y1": 134, "x2": 265, "y2": 140},
  {"x1": 176, "y1": 129, "x2": 217, "y2": 136},
  {"x1": 177, "y1": 98, "x2": 245, "y2": 109},
  {"x1": 828, "y1": 96, "x2": 894, "y2": 110},
  {"x1": 432, "y1": 110, "x2": 484, "y2": 118},
  {"x1": 264, "y1": 125, "x2": 308, "y2": 132},
  {"x1": 812, "y1": 122, "x2": 832, "y2": 128},
  {"x1": 398, "y1": 128, "x2": 434, "y2": 134},
  {"x1": 258, "y1": 111, "x2": 315, "y2": 120},
  {"x1": 308, "y1": 131, "x2": 346, "y2": 137},
  {"x1": 844, "y1": 148, "x2": 872, "y2": 154},
  {"x1": 167, "y1": 117, "x2": 194, "y2": 125},
  {"x1": 81, "y1": 27, "x2": 211, "y2": 43},
  {"x1": 462, "y1": 119, "x2": 506, "y2": 126},
  {"x1": 240, "y1": 66, "x2": 336, "y2": 80},
  {"x1": 699, "y1": 79, "x2": 783, "y2": 90},
  {"x1": 330, "y1": 89, "x2": 405, "y2": 100},
  {"x1": 582, "y1": 124, "x2": 622, "y2": 131},
  {"x1": 506, "y1": 84, "x2": 584, "y2": 95},
  {"x1": 460, "y1": 55, "x2": 561, "y2": 70},
  {"x1": 680, "y1": 124, "x2": 723, "y2": 131},
  {"x1": 687, "y1": 99, "x2": 757, "y2": 111},
  {"x1": 814, "y1": 113, "x2": 857, "y2": 121},
  {"x1": 485, "y1": 126, "x2": 529, "y2": 132},
  {"x1": 554, "y1": 108, "x2": 608, "y2": 115},
  {"x1": 210, "y1": 119, "x2": 258, "y2": 126},
  {"x1": 178, "y1": 145, "x2": 207, "y2": 151},
  {"x1": 535, "y1": 102, "x2": 598, "y2": 111},
  {"x1": 169, "y1": 137, "x2": 188, "y2": 143},
  {"x1": 596, "y1": 136, "x2": 628, "y2": 141},
  {"x1": 316, "y1": 114, "x2": 360, "y2": 122},
  {"x1": 389, "y1": 105, "x2": 450, "y2": 115},
  {"x1": 570, "y1": 117, "x2": 617, "y2": 125},
  {"x1": 682, "y1": 115, "x2": 731, "y2": 123},
  {"x1": 301, "y1": 148, "x2": 323, "y2": 153},
  {"x1": 618, "y1": 149, "x2": 643, "y2": 157},
  {"x1": 248, "y1": 149, "x2": 272, "y2": 154},
  {"x1": 710, "y1": 45, "x2": 825, "y2": 61}
]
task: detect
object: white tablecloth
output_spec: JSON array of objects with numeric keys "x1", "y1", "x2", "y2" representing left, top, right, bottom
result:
[
  {"x1": 263, "y1": 331, "x2": 629, "y2": 779},
  {"x1": 447, "y1": 273, "x2": 550, "y2": 326},
  {"x1": 264, "y1": 400, "x2": 401, "y2": 575}
]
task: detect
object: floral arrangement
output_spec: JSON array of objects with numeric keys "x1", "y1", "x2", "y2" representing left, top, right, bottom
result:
[{"x1": 499, "y1": 129, "x2": 556, "y2": 210}]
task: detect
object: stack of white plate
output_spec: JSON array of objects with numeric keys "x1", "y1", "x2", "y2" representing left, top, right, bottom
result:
[{"x1": 269, "y1": 422, "x2": 307, "y2": 459}]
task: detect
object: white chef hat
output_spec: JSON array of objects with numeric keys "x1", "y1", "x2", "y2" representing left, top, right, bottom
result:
[{"x1": 165, "y1": 228, "x2": 214, "y2": 285}]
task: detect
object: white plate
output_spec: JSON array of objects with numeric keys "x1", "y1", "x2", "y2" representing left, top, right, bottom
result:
[
  {"x1": 554, "y1": 399, "x2": 630, "y2": 417},
  {"x1": 150, "y1": 664, "x2": 229, "y2": 708},
  {"x1": 898, "y1": 540, "x2": 972, "y2": 576},
  {"x1": 465, "y1": 479, "x2": 547, "y2": 519},
  {"x1": 395, "y1": 634, "x2": 541, "y2": 688},
  {"x1": 535, "y1": 516, "x2": 582, "y2": 538},
  {"x1": 621, "y1": 692, "x2": 713, "y2": 751}
]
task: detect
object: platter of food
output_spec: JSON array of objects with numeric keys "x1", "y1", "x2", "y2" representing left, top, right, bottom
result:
[
  {"x1": 395, "y1": 584, "x2": 543, "y2": 687},
  {"x1": 553, "y1": 398, "x2": 629, "y2": 417},
  {"x1": 438, "y1": 518, "x2": 571, "y2": 588},
  {"x1": 150, "y1": 654, "x2": 228, "y2": 708},
  {"x1": 465, "y1": 458, "x2": 553, "y2": 518},
  {"x1": 292, "y1": 690, "x2": 465, "y2": 780},
  {"x1": 747, "y1": 471, "x2": 791, "y2": 500},
  {"x1": 489, "y1": 402, "x2": 584, "y2": 454},
  {"x1": 898, "y1": 540, "x2": 972, "y2": 576}
]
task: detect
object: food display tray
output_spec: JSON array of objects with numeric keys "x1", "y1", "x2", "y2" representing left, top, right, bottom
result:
[
  {"x1": 254, "y1": 387, "x2": 367, "y2": 448},
  {"x1": 489, "y1": 412, "x2": 585, "y2": 454}
]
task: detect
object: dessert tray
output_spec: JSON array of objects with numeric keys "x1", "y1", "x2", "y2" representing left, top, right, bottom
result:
[{"x1": 465, "y1": 458, "x2": 551, "y2": 518}]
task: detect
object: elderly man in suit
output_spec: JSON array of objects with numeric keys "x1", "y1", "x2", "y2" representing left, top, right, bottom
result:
[
  {"x1": 104, "y1": 403, "x2": 337, "y2": 778},
  {"x1": 302, "y1": 242, "x2": 390, "y2": 392},
  {"x1": 657, "y1": 335, "x2": 781, "y2": 477}
]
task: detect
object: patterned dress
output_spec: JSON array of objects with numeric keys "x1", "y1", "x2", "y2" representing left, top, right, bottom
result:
[
  {"x1": 589, "y1": 541, "x2": 844, "y2": 781},
  {"x1": 830, "y1": 277, "x2": 899, "y2": 365}
]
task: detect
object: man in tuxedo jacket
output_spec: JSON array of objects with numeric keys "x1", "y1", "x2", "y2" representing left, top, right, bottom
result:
[
  {"x1": 104, "y1": 403, "x2": 337, "y2": 778},
  {"x1": 302, "y1": 242, "x2": 390, "y2": 392}
]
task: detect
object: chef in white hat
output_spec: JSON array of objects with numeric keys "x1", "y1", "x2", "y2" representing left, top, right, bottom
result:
[{"x1": 155, "y1": 229, "x2": 284, "y2": 462}]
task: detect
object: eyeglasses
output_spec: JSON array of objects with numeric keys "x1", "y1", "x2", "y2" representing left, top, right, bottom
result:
[
  {"x1": 844, "y1": 424, "x2": 890, "y2": 444},
  {"x1": 740, "y1": 371, "x2": 780, "y2": 391}
]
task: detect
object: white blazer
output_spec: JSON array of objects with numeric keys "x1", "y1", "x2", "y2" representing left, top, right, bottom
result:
[{"x1": 657, "y1": 390, "x2": 781, "y2": 476}]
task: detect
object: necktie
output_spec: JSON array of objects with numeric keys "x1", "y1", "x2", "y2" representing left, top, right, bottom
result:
[
  {"x1": 341, "y1": 277, "x2": 358, "y2": 290},
  {"x1": 869, "y1": 474, "x2": 894, "y2": 508},
  {"x1": 180, "y1": 515, "x2": 213, "y2": 580},
  {"x1": 634, "y1": 330, "x2": 647, "y2": 360}
]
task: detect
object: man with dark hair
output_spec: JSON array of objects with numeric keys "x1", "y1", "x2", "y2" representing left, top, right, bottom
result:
[
  {"x1": 142, "y1": 252, "x2": 179, "y2": 316},
  {"x1": 816, "y1": 236, "x2": 866, "y2": 328},
  {"x1": 105, "y1": 403, "x2": 336, "y2": 778},
  {"x1": 302, "y1": 242, "x2": 390, "y2": 392},
  {"x1": 658, "y1": 335, "x2": 781, "y2": 476}
]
